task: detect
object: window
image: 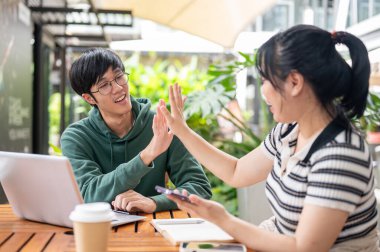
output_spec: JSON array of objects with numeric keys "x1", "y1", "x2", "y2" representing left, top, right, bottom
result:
[{"x1": 261, "y1": 1, "x2": 294, "y2": 31}]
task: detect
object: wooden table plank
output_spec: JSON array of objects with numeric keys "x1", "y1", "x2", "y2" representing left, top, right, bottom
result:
[
  {"x1": 107, "y1": 233, "x2": 178, "y2": 252},
  {"x1": 20, "y1": 232, "x2": 55, "y2": 252},
  {"x1": 113, "y1": 221, "x2": 137, "y2": 234},
  {"x1": 138, "y1": 211, "x2": 173, "y2": 234},
  {"x1": 135, "y1": 212, "x2": 154, "y2": 234},
  {"x1": 63, "y1": 233, "x2": 179, "y2": 252},
  {"x1": 1, "y1": 222, "x2": 70, "y2": 233},
  {"x1": 172, "y1": 210, "x2": 190, "y2": 219},
  {"x1": 0, "y1": 232, "x2": 33, "y2": 252},
  {"x1": 0, "y1": 232, "x2": 13, "y2": 246},
  {"x1": 43, "y1": 233, "x2": 73, "y2": 252},
  {"x1": 154, "y1": 211, "x2": 172, "y2": 219}
]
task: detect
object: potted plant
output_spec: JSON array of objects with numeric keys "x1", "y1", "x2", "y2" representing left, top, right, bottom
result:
[{"x1": 357, "y1": 92, "x2": 380, "y2": 144}]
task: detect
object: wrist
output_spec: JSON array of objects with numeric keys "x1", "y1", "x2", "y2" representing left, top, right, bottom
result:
[
  {"x1": 148, "y1": 197, "x2": 157, "y2": 213},
  {"x1": 176, "y1": 124, "x2": 191, "y2": 139},
  {"x1": 213, "y1": 209, "x2": 232, "y2": 226},
  {"x1": 140, "y1": 148, "x2": 155, "y2": 166}
]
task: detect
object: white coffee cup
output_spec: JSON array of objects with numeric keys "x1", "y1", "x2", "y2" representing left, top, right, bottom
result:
[{"x1": 69, "y1": 202, "x2": 115, "y2": 252}]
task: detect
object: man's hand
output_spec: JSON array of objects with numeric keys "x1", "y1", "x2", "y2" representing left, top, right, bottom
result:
[
  {"x1": 112, "y1": 190, "x2": 157, "y2": 213},
  {"x1": 140, "y1": 99, "x2": 173, "y2": 165}
]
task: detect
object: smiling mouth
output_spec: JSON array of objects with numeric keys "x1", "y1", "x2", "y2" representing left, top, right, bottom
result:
[{"x1": 114, "y1": 94, "x2": 126, "y2": 103}]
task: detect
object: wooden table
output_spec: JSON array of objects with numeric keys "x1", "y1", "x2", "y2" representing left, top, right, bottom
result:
[{"x1": 0, "y1": 204, "x2": 253, "y2": 251}]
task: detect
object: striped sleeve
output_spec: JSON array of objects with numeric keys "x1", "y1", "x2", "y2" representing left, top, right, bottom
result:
[
  {"x1": 304, "y1": 139, "x2": 372, "y2": 213},
  {"x1": 260, "y1": 123, "x2": 282, "y2": 159}
]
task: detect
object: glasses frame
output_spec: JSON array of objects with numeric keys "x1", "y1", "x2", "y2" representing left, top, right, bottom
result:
[{"x1": 90, "y1": 72, "x2": 129, "y2": 96}]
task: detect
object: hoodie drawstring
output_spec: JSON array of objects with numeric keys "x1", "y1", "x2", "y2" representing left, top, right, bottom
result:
[
  {"x1": 124, "y1": 141, "x2": 128, "y2": 162},
  {"x1": 107, "y1": 133, "x2": 113, "y2": 169}
]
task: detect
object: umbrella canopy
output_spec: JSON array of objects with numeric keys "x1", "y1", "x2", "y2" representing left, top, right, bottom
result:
[{"x1": 93, "y1": 0, "x2": 277, "y2": 48}]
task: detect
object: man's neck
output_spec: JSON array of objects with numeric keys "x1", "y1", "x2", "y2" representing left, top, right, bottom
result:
[{"x1": 103, "y1": 111, "x2": 134, "y2": 138}]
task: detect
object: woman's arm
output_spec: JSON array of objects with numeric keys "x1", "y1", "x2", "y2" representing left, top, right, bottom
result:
[
  {"x1": 169, "y1": 193, "x2": 348, "y2": 252},
  {"x1": 160, "y1": 84, "x2": 273, "y2": 187},
  {"x1": 220, "y1": 204, "x2": 347, "y2": 252}
]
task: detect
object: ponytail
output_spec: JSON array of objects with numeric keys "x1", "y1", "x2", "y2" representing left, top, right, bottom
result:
[{"x1": 332, "y1": 31, "x2": 370, "y2": 119}]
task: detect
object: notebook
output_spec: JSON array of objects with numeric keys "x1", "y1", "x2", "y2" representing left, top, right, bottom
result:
[
  {"x1": 0, "y1": 151, "x2": 145, "y2": 228},
  {"x1": 150, "y1": 218, "x2": 234, "y2": 245}
]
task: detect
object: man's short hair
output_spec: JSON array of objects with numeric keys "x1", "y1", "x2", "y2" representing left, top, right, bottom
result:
[{"x1": 69, "y1": 48, "x2": 125, "y2": 96}]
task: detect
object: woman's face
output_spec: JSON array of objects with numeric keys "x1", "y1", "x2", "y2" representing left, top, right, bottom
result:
[{"x1": 261, "y1": 77, "x2": 298, "y2": 123}]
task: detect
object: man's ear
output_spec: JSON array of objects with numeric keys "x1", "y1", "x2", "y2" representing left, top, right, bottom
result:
[
  {"x1": 82, "y1": 93, "x2": 97, "y2": 105},
  {"x1": 287, "y1": 71, "x2": 304, "y2": 97}
]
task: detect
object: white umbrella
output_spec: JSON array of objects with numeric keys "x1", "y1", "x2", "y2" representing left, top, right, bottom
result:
[{"x1": 93, "y1": 0, "x2": 277, "y2": 48}]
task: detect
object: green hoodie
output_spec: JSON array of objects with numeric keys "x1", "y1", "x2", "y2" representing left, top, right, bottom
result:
[{"x1": 61, "y1": 97, "x2": 211, "y2": 211}]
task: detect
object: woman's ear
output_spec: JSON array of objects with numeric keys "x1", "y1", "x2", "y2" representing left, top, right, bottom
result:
[
  {"x1": 287, "y1": 71, "x2": 304, "y2": 97},
  {"x1": 82, "y1": 93, "x2": 97, "y2": 105}
]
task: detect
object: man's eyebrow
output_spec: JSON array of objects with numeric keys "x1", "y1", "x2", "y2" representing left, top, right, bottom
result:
[
  {"x1": 96, "y1": 69, "x2": 122, "y2": 84},
  {"x1": 95, "y1": 77, "x2": 107, "y2": 85},
  {"x1": 113, "y1": 69, "x2": 123, "y2": 75}
]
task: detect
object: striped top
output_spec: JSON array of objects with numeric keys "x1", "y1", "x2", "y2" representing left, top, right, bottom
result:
[{"x1": 261, "y1": 122, "x2": 377, "y2": 244}]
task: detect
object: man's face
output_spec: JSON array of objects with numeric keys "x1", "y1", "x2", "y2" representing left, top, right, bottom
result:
[{"x1": 85, "y1": 67, "x2": 132, "y2": 118}]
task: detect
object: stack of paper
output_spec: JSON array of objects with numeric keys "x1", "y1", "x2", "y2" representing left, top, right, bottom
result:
[{"x1": 150, "y1": 218, "x2": 234, "y2": 245}]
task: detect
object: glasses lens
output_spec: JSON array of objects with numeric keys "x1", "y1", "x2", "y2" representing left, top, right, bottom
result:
[
  {"x1": 115, "y1": 74, "x2": 128, "y2": 86},
  {"x1": 95, "y1": 73, "x2": 128, "y2": 95},
  {"x1": 98, "y1": 82, "x2": 112, "y2": 95}
]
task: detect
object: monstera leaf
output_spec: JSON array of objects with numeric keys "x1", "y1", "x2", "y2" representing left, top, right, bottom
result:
[{"x1": 184, "y1": 84, "x2": 235, "y2": 119}]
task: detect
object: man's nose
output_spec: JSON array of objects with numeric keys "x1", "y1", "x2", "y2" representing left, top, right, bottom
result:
[{"x1": 111, "y1": 79, "x2": 123, "y2": 93}]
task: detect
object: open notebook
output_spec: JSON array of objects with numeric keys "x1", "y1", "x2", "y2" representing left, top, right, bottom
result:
[{"x1": 150, "y1": 218, "x2": 234, "y2": 245}]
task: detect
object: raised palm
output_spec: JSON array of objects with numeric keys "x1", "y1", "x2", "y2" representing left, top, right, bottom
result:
[
  {"x1": 160, "y1": 84, "x2": 188, "y2": 137},
  {"x1": 150, "y1": 99, "x2": 173, "y2": 156}
]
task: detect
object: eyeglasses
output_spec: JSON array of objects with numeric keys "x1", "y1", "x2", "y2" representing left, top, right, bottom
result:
[{"x1": 91, "y1": 72, "x2": 129, "y2": 95}]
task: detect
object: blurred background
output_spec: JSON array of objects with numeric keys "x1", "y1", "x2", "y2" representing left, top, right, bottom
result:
[{"x1": 1, "y1": 0, "x2": 380, "y2": 226}]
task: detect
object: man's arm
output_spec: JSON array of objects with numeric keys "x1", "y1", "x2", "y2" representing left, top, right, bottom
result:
[
  {"x1": 61, "y1": 127, "x2": 154, "y2": 203},
  {"x1": 151, "y1": 136, "x2": 212, "y2": 212}
]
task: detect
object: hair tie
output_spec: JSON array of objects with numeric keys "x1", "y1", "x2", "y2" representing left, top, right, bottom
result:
[{"x1": 331, "y1": 31, "x2": 345, "y2": 44}]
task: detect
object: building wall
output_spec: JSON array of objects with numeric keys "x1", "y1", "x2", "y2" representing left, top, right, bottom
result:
[{"x1": 0, "y1": 0, "x2": 33, "y2": 203}]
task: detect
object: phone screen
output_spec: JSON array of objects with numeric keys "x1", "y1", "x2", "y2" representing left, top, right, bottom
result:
[{"x1": 155, "y1": 185, "x2": 191, "y2": 203}]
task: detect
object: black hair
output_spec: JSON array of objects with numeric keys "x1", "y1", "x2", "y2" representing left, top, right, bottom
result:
[
  {"x1": 256, "y1": 24, "x2": 370, "y2": 123},
  {"x1": 69, "y1": 48, "x2": 125, "y2": 97}
]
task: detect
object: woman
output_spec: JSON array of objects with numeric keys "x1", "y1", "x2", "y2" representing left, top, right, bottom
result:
[{"x1": 160, "y1": 24, "x2": 379, "y2": 251}]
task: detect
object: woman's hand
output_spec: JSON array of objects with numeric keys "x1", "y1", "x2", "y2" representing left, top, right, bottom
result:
[
  {"x1": 140, "y1": 99, "x2": 173, "y2": 165},
  {"x1": 160, "y1": 83, "x2": 189, "y2": 138},
  {"x1": 167, "y1": 190, "x2": 231, "y2": 225}
]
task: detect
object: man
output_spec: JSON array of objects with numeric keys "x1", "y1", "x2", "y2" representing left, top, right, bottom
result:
[{"x1": 61, "y1": 48, "x2": 211, "y2": 213}]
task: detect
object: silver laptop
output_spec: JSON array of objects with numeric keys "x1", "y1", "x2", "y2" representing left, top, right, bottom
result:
[{"x1": 0, "y1": 151, "x2": 145, "y2": 228}]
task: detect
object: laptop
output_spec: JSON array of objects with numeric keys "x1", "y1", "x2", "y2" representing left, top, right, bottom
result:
[{"x1": 0, "y1": 151, "x2": 145, "y2": 228}]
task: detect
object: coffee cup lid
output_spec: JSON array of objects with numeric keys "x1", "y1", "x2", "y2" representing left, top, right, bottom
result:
[{"x1": 69, "y1": 202, "x2": 115, "y2": 223}]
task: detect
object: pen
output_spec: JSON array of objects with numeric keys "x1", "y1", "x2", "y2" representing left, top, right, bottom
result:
[
  {"x1": 113, "y1": 210, "x2": 130, "y2": 215},
  {"x1": 157, "y1": 219, "x2": 205, "y2": 225}
]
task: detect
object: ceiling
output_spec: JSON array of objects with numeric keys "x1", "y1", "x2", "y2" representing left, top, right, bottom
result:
[
  {"x1": 26, "y1": 0, "x2": 138, "y2": 48},
  {"x1": 26, "y1": 0, "x2": 276, "y2": 49}
]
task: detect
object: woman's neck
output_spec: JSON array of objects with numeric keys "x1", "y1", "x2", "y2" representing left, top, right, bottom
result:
[{"x1": 295, "y1": 104, "x2": 332, "y2": 152}]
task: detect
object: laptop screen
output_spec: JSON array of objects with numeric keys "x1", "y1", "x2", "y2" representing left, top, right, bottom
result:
[
  {"x1": 0, "y1": 151, "x2": 83, "y2": 227},
  {"x1": 0, "y1": 151, "x2": 145, "y2": 228}
]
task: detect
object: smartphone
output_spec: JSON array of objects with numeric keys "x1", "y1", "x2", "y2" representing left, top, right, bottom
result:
[
  {"x1": 180, "y1": 242, "x2": 247, "y2": 252},
  {"x1": 155, "y1": 185, "x2": 191, "y2": 203}
]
